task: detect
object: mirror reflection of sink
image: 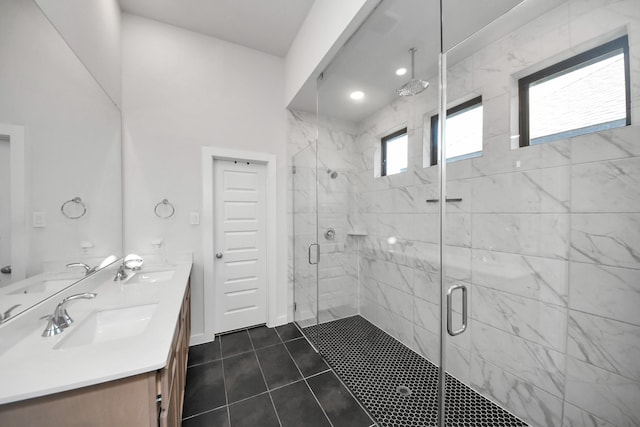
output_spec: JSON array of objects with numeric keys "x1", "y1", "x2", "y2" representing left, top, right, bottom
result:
[
  {"x1": 54, "y1": 304, "x2": 158, "y2": 350},
  {"x1": 126, "y1": 270, "x2": 175, "y2": 285},
  {"x1": 8, "y1": 279, "x2": 76, "y2": 295}
]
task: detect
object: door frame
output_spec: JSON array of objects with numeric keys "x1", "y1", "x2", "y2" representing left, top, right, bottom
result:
[
  {"x1": 0, "y1": 123, "x2": 26, "y2": 282},
  {"x1": 202, "y1": 147, "x2": 277, "y2": 339}
]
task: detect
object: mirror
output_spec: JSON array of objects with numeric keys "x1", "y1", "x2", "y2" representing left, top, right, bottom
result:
[{"x1": 0, "y1": 0, "x2": 122, "y2": 321}]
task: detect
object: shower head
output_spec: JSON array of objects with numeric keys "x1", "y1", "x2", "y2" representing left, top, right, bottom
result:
[
  {"x1": 326, "y1": 169, "x2": 338, "y2": 179},
  {"x1": 396, "y1": 48, "x2": 429, "y2": 97}
]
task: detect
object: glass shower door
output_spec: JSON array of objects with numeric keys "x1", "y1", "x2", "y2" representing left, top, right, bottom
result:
[
  {"x1": 313, "y1": 1, "x2": 446, "y2": 426},
  {"x1": 292, "y1": 142, "x2": 319, "y2": 337},
  {"x1": 441, "y1": 0, "x2": 640, "y2": 426}
]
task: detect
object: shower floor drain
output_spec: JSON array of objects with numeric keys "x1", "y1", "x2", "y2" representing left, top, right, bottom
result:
[{"x1": 396, "y1": 385, "x2": 412, "y2": 396}]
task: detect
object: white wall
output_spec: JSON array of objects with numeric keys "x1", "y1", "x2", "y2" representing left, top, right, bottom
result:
[
  {"x1": 122, "y1": 14, "x2": 287, "y2": 340},
  {"x1": 284, "y1": 0, "x2": 377, "y2": 110},
  {"x1": 34, "y1": 0, "x2": 122, "y2": 107}
]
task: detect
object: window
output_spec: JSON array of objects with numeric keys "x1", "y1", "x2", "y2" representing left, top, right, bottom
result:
[
  {"x1": 519, "y1": 35, "x2": 630, "y2": 146},
  {"x1": 381, "y1": 128, "x2": 408, "y2": 176},
  {"x1": 430, "y1": 96, "x2": 483, "y2": 166}
]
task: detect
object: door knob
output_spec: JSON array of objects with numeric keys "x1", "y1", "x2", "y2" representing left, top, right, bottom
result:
[{"x1": 216, "y1": 252, "x2": 223, "y2": 259}]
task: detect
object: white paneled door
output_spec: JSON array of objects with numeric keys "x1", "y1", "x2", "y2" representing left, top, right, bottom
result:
[{"x1": 214, "y1": 159, "x2": 267, "y2": 333}]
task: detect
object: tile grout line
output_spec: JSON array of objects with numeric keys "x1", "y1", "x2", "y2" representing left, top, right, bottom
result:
[
  {"x1": 182, "y1": 337, "x2": 228, "y2": 422},
  {"x1": 218, "y1": 334, "x2": 232, "y2": 427},
  {"x1": 299, "y1": 322, "x2": 379, "y2": 425},
  {"x1": 302, "y1": 376, "x2": 336, "y2": 427},
  {"x1": 249, "y1": 328, "x2": 284, "y2": 427},
  {"x1": 182, "y1": 406, "x2": 227, "y2": 422},
  {"x1": 319, "y1": 358, "x2": 379, "y2": 426},
  {"x1": 280, "y1": 333, "x2": 336, "y2": 427}
]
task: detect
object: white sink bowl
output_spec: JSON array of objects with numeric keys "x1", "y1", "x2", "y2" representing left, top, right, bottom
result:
[
  {"x1": 126, "y1": 270, "x2": 175, "y2": 285},
  {"x1": 8, "y1": 279, "x2": 76, "y2": 295},
  {"x1": 54, "y1": 304, "x2": 158, "y2": 350}
]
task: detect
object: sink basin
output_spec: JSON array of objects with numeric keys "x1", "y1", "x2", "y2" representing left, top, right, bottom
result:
[
  {"x1": 8, "y1": 279, "x2": 75, "y2": 295},
  {"x1": 126, "y1": 270, "x2": 175, "y2": 285},
  {"x1": 54, "y1": 304, "x2": 158, "y2": 349}
]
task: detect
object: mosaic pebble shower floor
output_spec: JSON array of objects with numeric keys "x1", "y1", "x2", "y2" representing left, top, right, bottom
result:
[{"x1": 304, "y1": 316, "x2": 528, "y2": 427}]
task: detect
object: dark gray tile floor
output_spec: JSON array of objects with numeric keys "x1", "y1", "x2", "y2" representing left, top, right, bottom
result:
[{"x1": 182, "y1": 323, "x2": 375, "y2": 427}]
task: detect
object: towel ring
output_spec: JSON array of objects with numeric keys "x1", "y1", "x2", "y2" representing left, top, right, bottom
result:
[
  {"x1": 61, "y1": 197, "x2": 86, "y2": 219},
  {"x1": 154, "y1": 199, "x2": 175, "y2": 219}
]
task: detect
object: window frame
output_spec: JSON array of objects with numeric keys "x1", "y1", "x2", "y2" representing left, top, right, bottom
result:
[
  {"x1": 381, "y1": 127, "x2": 408, "y2": 177},
  {"x1": 518, "y1": 35, "x2": 631, "y2": 147},
  {"x1": 430, "y1": 96, "x2": 483, "y2": 166}
]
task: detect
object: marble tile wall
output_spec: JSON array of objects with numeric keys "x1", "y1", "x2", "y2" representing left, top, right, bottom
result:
[
  {"x1": 357, "y1": 1, "x2": 640, "y2": 426},
  {"x1": 287, "y1": 110, "x2": 361, "y2": 327},
  {"x1": 287, "y1": 1, "x2": 640, "y2": 426}
]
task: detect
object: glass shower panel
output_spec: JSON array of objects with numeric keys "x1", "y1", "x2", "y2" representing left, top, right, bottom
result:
[
  {"x1": 315, "y1": 93, "x2": 360, "y2": 328},
  {"x1": 442, "y1": 0, "x2": 640, "y2": 426},
  {"x1": 313, "y1": 0, "x2": 445, "y2": 425},
  {"x1": 292, "y1": 142, "x2": 319, "y2": 334}
]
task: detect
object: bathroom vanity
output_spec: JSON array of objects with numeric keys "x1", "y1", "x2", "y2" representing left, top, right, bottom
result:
[{"x1": 0, "y1": 259, "x2": 192, "y2": 427}]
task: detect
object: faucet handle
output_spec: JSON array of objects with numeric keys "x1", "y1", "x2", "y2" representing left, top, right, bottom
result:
[
  {"x1": 66, "y1": 263, "x2": 92, "y2": 275},
  {"x1": 114, "y1": 264, "x2": 128, "y2": 281},
  {"x1": 54, "y1": 292, "x2": 97, "y2": 328},
  {"x1": 60, "y1": 292, "x2": 97, "y2": 303}
]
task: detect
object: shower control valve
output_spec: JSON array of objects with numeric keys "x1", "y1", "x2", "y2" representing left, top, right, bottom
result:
[{"x1": 324, "y1": 228, "x2": 336, "y2": 240}]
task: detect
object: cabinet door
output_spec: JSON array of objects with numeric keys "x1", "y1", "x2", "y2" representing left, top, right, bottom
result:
[
  {"x1": 159, "y1": 384, "x2": 179, "y2": 427},
  {"x1": 159, "y1": 345, "x2": 178, "y2": 427}
]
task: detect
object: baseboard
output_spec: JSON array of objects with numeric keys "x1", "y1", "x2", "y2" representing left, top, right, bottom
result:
[
  {"x1": 268, "y1": 313, "x2": 289, "y2": 328},
  {"x1": 189, "y1": 332, "x2": 216, "y2": 346}
]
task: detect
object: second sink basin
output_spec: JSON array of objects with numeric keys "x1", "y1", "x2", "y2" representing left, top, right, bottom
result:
[
  {"x1": 126, "y1": 270, "x2": 175, "y2": 285},
  {"x1": 8, "y1": 279, "x2": 76, "y2": 295},
  {"x1": 54, "y1": 304, "x2": 158, "y2": 350}
]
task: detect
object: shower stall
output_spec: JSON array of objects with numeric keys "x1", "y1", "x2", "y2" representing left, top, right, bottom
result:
[{"x1": 289, "y1": 0, "x2": 640, "y2": 426}]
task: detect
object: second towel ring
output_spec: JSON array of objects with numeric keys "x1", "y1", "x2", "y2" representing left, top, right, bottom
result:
[
  {"x1": 154, "y1": 199, "x2": 175, "y2": 219},
  {"x1": 61, "y1": 197, "x2": 86, "y2": 219}
]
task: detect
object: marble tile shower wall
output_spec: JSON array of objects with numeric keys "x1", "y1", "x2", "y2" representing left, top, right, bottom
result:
[
  {"x1": 351, "y1": 2, "x2": 640, "y2": 427},
  {"x1": 287, "y1": 110, "x2": 361, "y2": 327},
  {"x1": 287, "y1": 2, "x2": 640, "y2": 427}
]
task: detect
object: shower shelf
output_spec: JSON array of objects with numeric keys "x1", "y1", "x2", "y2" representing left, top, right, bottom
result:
[{"x1": 347, "y1": 230, "x2": 368, "y2": 236}]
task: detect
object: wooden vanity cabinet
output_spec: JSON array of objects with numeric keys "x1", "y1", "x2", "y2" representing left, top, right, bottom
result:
[
  {"x1": 159, "y1": 281, "x2": 191, "y2": 427},
  {"x1": 0, "y1": 281, "x2": 192, "y2": 427}
]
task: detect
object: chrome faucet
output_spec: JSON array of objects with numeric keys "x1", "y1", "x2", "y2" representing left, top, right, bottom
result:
[
  {"x1": 41, "y1": 293, "x2": 97, "y2": 337},
  {"x1": 113, "y1": 254, "x2": 144, "y2": 281},
  {"x1": 66, "y1": 262, "x2": 97, "y2": 276},
  {"x1": 113, "y1": 264, "x2": 128, "y2": 281}
]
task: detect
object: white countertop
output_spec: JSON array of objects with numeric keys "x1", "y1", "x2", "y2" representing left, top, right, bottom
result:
[{"x1": 0, "y1": 260, "x2": 192, "y2": 404}]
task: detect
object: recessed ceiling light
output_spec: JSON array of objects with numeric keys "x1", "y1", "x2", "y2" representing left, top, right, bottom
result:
[
  {"x1": 395, "y1": 67, "x2": 408, "y2": 76},
  {"x1": 350, "y1": 91, "x2": 364, "y2": 100}
]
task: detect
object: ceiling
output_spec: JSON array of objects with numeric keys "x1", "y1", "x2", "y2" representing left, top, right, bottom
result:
[
  {"x1": 294, "y1": 0, "x2": 566, "y2": 123},
  {"x1": 312, "y1": 0, "x2": 532, "y2": 123},
  {"x1": 119, "y1": 0, "x2": 566, "y2": 123},
  {"x1": 119, "y1": 0, "x2": 314, "y2": 57}
]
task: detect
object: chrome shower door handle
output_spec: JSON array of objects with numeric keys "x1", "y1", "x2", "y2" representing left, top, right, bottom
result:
[
  {"x1": 446, "y1": 284, "x2": 468, "y2": 336},
  {"x1": 308, "y1": 243, "x2": 320, "y2": 265}
]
